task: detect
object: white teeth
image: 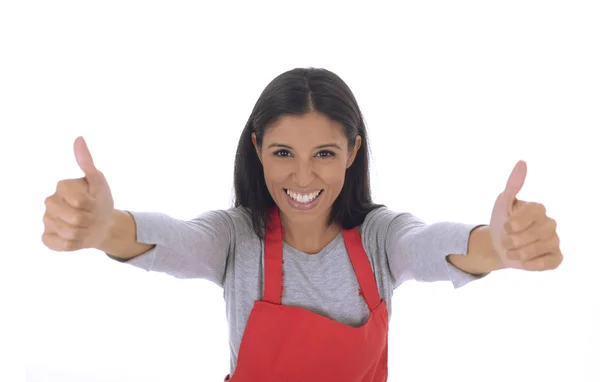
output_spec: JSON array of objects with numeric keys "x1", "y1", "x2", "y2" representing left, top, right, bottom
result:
[{"x1": 286, "y1": 189, "x2": 322, "y2": 203}]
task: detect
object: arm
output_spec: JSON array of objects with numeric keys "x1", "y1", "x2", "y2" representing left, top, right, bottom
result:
[
  {"x1": 447, "y1": 225, "x2": 506, "y2": 276},
  {"x1": 380, "y1": 209, "x2": 489, "y2": 289},
  {"x1": 100, "y1": 208, "x2": 234, "y2": 286}
]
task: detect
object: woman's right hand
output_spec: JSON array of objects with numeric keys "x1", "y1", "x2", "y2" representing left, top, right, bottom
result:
[{"x1": 42, "y1": 137, "x2": 115, "y2": 252}]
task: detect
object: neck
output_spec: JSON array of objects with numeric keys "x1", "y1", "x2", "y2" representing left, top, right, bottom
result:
[{"x1": 279, "y1": 210, "x2": 341, "y2": 255}]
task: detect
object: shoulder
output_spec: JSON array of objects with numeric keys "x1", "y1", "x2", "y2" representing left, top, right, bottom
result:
[
  {"x1": 362, "y1": 206, "x2": 399, "y2": 226},
  {"x1": 360, "y1": 206, "x2": 420, "y2": 236},
  {"x1": 191, "y1": 206, "x2": 256, "y2": 239},
  {"x1": 193, "y1": 205, "x2": 251, "y2": 221}
]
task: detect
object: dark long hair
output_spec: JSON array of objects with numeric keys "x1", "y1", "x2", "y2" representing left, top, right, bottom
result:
[{"x1": 233, "y1": 67, "x2": 384, "y2": 238}]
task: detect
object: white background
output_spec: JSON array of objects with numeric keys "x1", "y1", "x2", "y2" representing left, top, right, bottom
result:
[{"x1": 1, "y1": 1, "x2": 599, "y2": 381}]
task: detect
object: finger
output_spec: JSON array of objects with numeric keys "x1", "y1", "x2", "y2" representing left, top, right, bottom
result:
[
  {"x1": 502, "y1": 160, "x2": 527, "y2": 213},
  {"x1": 73, "y1": 136, "x2": 105, "y2": 192},
  {"x1": 74, "y1": 136, "x2": 98, "y2": 176},
  {"x1": 504, "y1": 160, "x2": 527, "y2": 199},
  {"x1": 42, "y1": 232, "x2": 84, "y2": 252},
  {"x1": 506, "y1": 234, "x2": 560, "y2": 262},
  {"x1": 521, "y1": 251, "x2": 563, "y2": 271},
  {"x1": 503, "y1": 217, "x2": 557, "y2": 250},
  {"x1": 55, "y1": 179, "x2": 97, "y2": 211},
  {"x1": 44, "y1": 195, "x2": 93, "y2": 228},
  {"x1": 43, "y1": 212, "x2": 88, "y2": 241},
  {"x1": 504, "y1": 203, "x2": 548, "y2": 234}
]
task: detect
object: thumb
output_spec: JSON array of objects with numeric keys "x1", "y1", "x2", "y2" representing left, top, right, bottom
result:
[
  {"x1": 502, "y1": 160, "x2": 527, "y2": 212},
  {"x1": 73, "y1": 136, "x2": 104, "y2": 192}
]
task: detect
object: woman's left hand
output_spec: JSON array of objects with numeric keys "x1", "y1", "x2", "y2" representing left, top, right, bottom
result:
[{"x1": 489, "y1": 160, "x2": 563, "y2": 271}]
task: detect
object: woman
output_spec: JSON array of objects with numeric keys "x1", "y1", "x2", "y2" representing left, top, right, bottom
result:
[{"x1": 42, "y1": 67, "x2": 563, "y2": 381}]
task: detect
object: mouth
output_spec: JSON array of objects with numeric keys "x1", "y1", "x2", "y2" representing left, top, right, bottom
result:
[{"x1": 283, "y1": 188, "x2": 324, "y2": 210}]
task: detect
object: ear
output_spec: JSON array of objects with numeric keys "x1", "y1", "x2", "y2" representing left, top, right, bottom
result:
[
  {"x1": 251, "y1": 132, "x2": 262, "y2": 163},
  {"x1": 346, "y1": 135, "x2": 362, "y2": 169},
  {"x1": 346, "y1": 136, "x2": 362, "y2": 168}
]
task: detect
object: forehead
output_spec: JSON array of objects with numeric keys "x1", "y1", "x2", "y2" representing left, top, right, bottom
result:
[{"x1": 263, "y1": 112, "x2": 347, "y2": 145}]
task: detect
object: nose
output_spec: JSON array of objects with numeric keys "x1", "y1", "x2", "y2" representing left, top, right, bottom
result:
[{"x1": 292, "y1": 159, "x2": 314, "y2": 187}]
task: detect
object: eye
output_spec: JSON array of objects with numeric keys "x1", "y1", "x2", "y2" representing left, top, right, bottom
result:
[
  {"x1": 316, "y1": 150, "x2": 336, "y2": 158},
  {"x1": 273, "y1": 149, "x2": 292, "y2": 157}
]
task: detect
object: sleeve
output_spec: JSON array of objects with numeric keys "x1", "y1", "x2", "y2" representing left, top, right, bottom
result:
[
  {"x1": 105, "y1": 209, "x2": 233, "y2": 287},
  {"x1": 385, "y1": 212, "x2": 488, "y2": 289}
]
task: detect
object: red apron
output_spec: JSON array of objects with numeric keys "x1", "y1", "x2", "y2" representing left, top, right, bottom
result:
[{"x1": 224, "y1": 207, "x2": 389, "y2": 381}]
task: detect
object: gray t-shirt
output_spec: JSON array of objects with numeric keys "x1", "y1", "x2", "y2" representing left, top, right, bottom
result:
[{"x1": 112, "y1": 206, "x2": 485, "y2": 374}]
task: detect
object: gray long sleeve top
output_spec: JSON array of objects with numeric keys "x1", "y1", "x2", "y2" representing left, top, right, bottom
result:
[{"x1": 110, "y1": 206, "x2": 486, "y2": 375}]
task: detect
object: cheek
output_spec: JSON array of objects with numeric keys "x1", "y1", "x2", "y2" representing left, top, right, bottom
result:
[
  {"x1": 314, "y1": 160, "x2": 347, "y2": 186},
  {"x1": 262, "y1": 160, "x2": 293, "y2": 185}
]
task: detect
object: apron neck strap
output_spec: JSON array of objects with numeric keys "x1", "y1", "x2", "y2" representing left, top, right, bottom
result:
[
  {"x1": 263, "y1": 206, "x2": 284, "y2": 304},
  {"x1": 341, "y1": 228, "x2": 381, "y2": 311},
  {"x1": 262, "y1": 207, "x2": 382, "y2": 311}
]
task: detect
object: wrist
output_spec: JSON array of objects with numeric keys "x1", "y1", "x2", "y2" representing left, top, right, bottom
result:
[
  {"x1": 96, "y1": 209, "x2": 123, "y2": 253},
  {"x1": 449, "y1": 225, "x2": 506, "y2": 276},
  {"x1": 470, "y1": 225, "x2": 506, "y2": 272}
]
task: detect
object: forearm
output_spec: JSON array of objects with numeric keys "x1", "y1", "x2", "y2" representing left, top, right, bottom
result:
[
  {"x1": 447, "y1": 225, "x2": 505, "y2": 276},
  {"x1": 97, "y1": 209, "x2": 155, "y2": 260}
]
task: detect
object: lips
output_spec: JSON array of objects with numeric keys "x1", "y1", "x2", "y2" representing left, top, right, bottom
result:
[
  {"x1": 284, "y1": 188, "x2": 323, "y2": 203},
  {"x1": 283, "y1": 188, "x2": 324, "y2": 210}
]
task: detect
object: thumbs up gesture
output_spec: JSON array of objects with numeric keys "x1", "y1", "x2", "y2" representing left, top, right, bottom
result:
[
  {"x1": 489, "y1": 161, "x2": 563, "y2": 271},
  {"x1": 42, "y1": 137, "x2": 115, "y2": 251}
]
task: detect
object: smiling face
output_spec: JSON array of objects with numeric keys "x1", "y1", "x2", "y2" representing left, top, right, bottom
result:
[{"x1": 253, "y1": 112, "x2": 361, "y2": 225}]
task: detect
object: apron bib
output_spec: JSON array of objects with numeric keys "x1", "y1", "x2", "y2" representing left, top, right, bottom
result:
[{"x1": 225, "y1": 207, "x2": 389, "y2": 381}]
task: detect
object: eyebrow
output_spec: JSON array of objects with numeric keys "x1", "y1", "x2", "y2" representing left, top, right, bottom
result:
[{"x1": 267, "y1": 143, "x2": 343, "y2": 150}]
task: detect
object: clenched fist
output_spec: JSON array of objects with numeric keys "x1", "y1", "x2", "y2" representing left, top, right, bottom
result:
[
  {"x1": 42, "y1": 137, "x2": 115, "y2": 251},
  {"x1": 490, "y1": 160, "x2": 563, "y2": 271}
]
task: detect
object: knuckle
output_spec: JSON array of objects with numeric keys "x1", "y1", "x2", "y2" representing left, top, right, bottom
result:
[
  {"x1": 536, "y1": 257, "x2": 545, "y2": 270},
  {"x1": 539, "y1": 221, "x2": 554, "y2": 239},
  {"x1": 64, "y1": 226, "x2": 85, "y2": 241},
  {"x1": 61, "y1": 240, "x2": 77, "y2": 251},
  {"x1": 520, "y1": 243, "x2": 538, "y2": 260},
  {"x1": 72, "y1": 194, "x2": 96, "y2": 211},
  {"x1": 553, "y1": 253, "x2": 564, "y2": 269},
  {"x1": 42, "y1": 233, "x2": 64, "y2": 251},
  {"x1": 70, "y1": 196, "x2": 87, "y2": 209},
  {"x1": 41, "y1": 233, "x2": 51, "y2": 248},
  {"x1": 513, "y1": 234, "x2": 527, "y2": 248},
  {"x1": 517, "y1": 248, "x2": 530, "y2": 261},
  {"x1": 44, "y1": 195, "x2": 57, "y2": 210},
  {"x1": 506, "y1": 219, "x2": 521, "y2": 233},
  {"x1": 502, "y1": 234, "x2": 513, "y2": 249},
  {"x1": 533, "y1": 242, "x2": 545, "y2": 258},
  {"x1": 509, "y1": 235, "x2": 521, "y2": 249},
  {"x1": 535, "y1": 202, "x2": 546, "y2": 214},
  {"x1": 521, "y1": 260, "x2": 536, "y2": 271},
  {"x1": 525, "y1": 256, "x2": 545, "y2": 271},
  {"x1": 70, "y1": 211, "x2": 91, "y2": 227},
  {"x1": 545, "y1": 235, "x2": 559, "y2": 252},
  {"x1": 42, "y1": 214, "x2": 53, "y2": 230},
  {"x1": 56, "y1": 179, "x2": 69, "y2": 193},
  {"x1": 54, "y1": 220, "x2": 75, "y2": 240},
  {"x1": 70, "y1": 213, "x2": 84, "y2": 226}
]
